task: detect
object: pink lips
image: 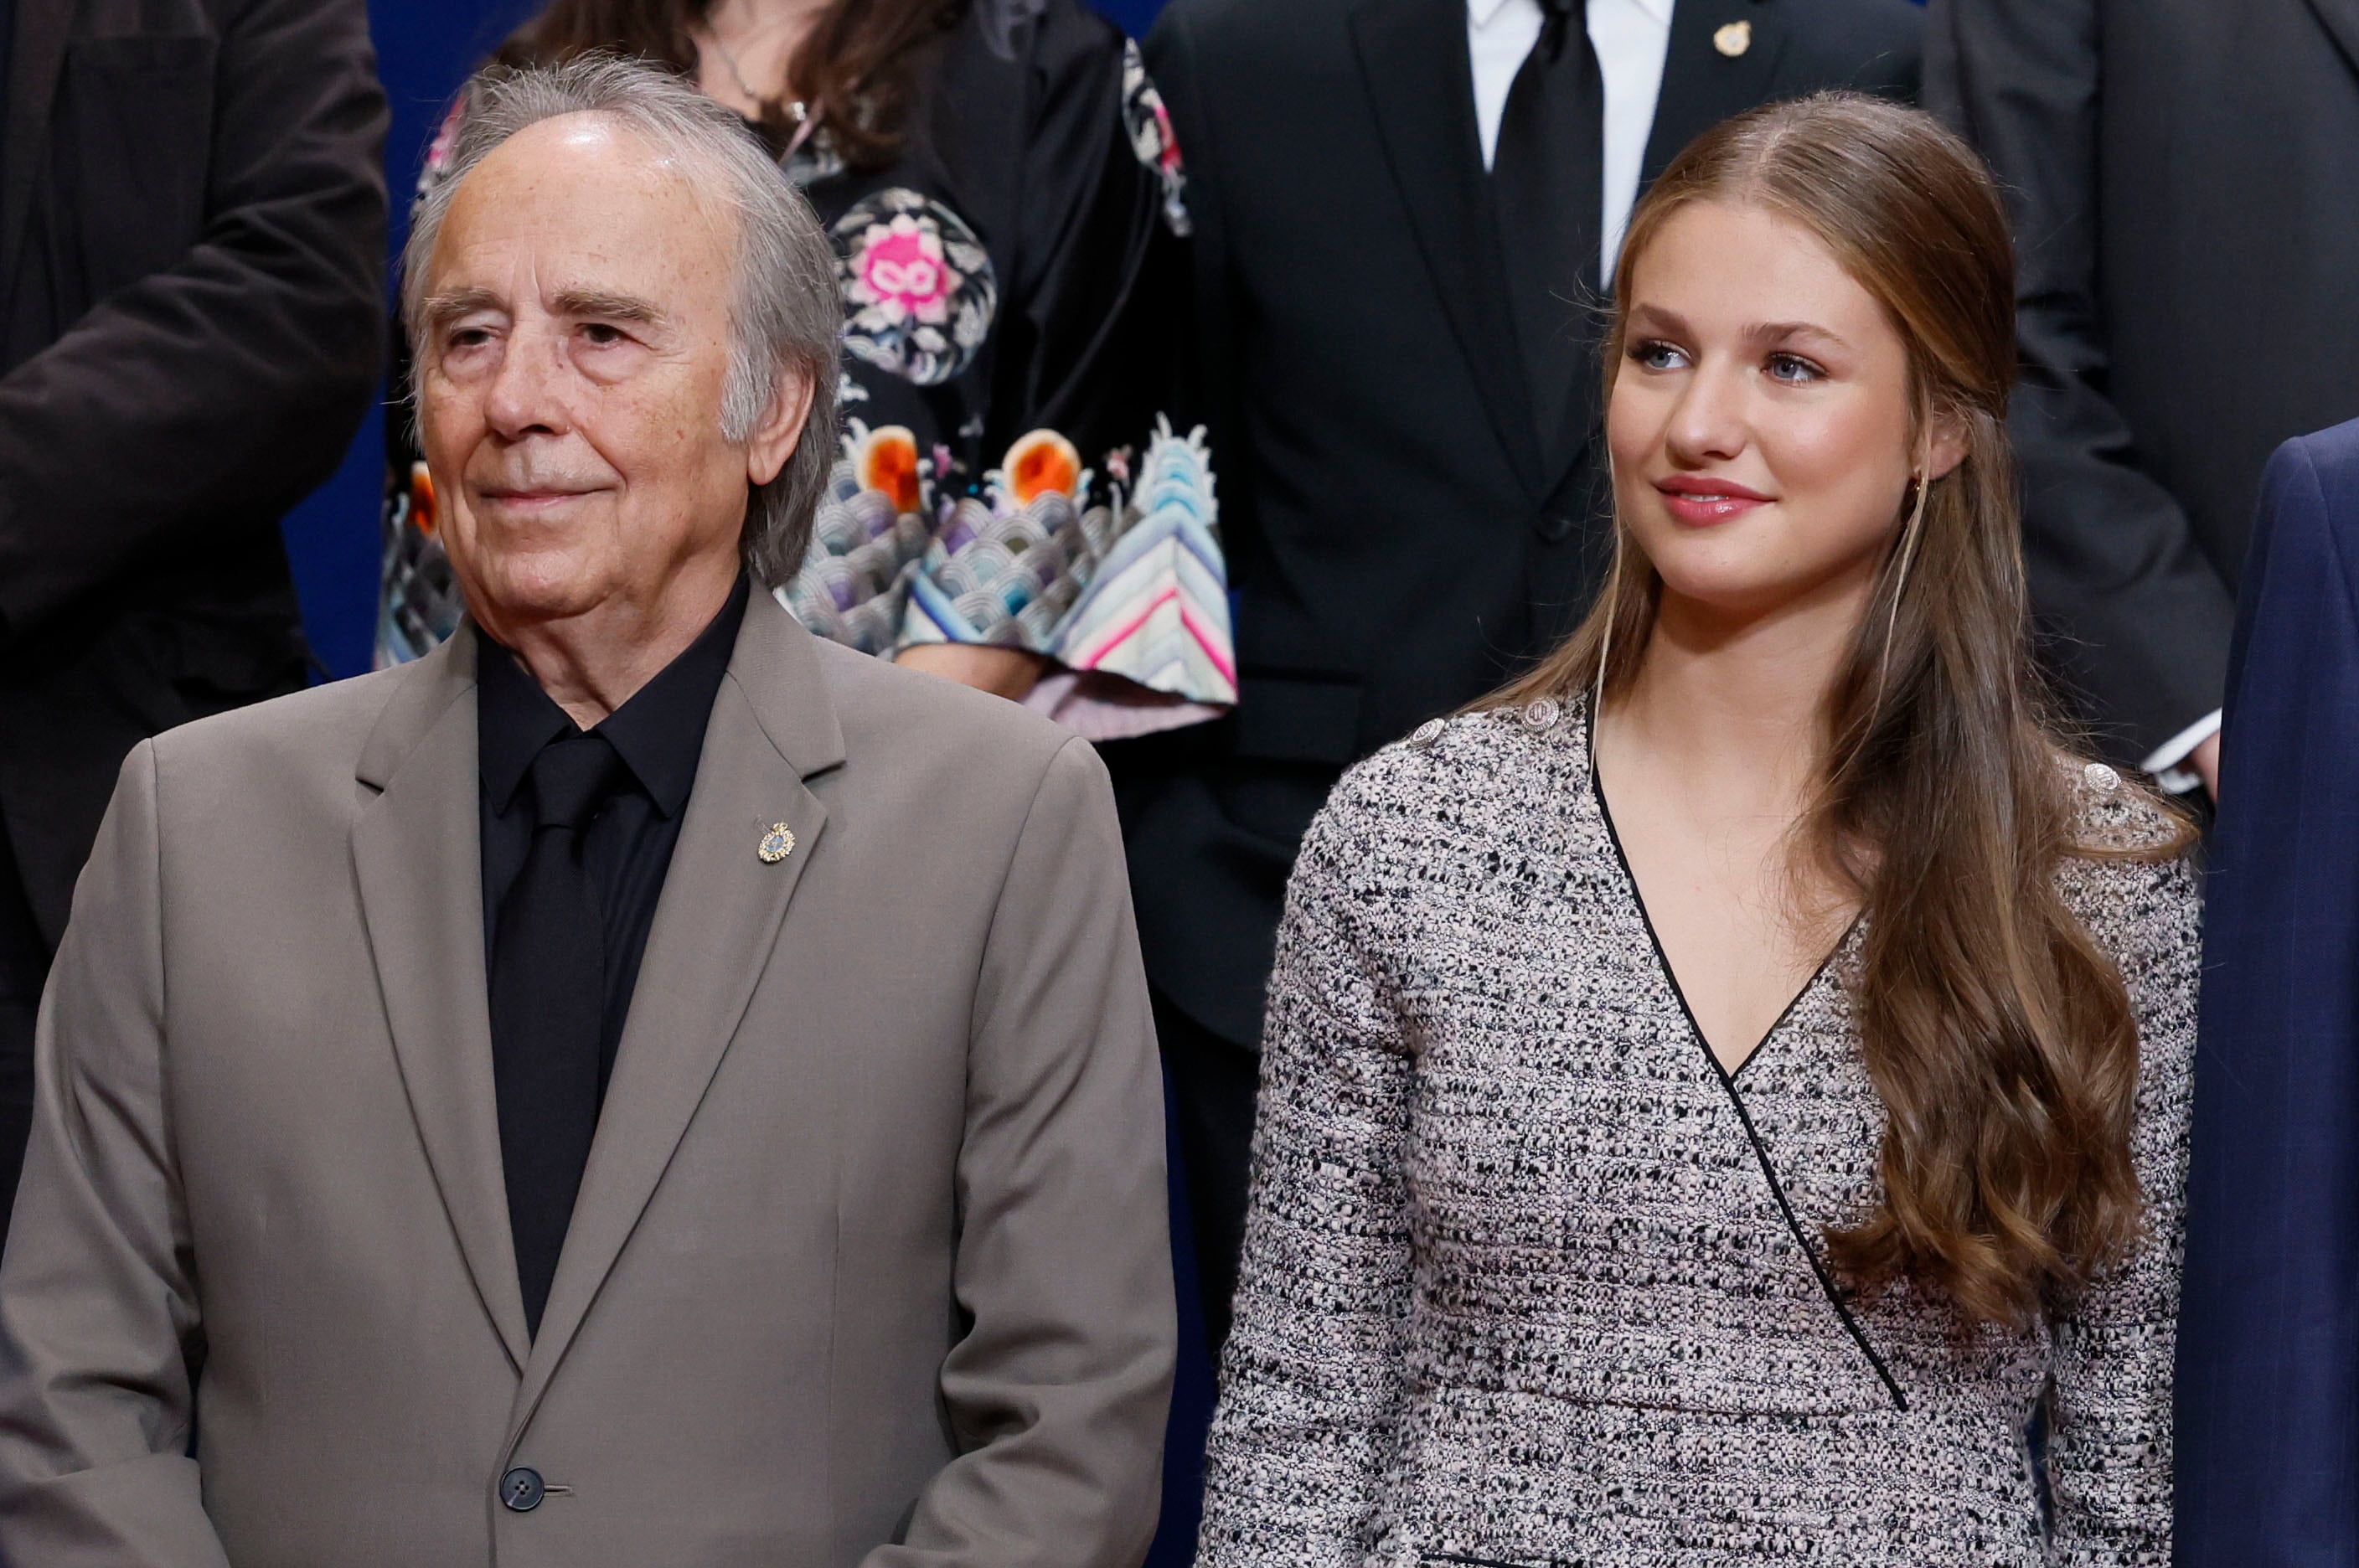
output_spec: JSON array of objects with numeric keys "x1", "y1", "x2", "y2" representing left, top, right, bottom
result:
[{"x1": 1654, "y1": 474, "x2": 1771, "y2": 527}]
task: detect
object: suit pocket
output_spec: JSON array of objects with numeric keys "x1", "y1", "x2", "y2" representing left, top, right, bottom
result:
[{"x1": 61, "y1": 34, "x2": 219, "y2": 292}]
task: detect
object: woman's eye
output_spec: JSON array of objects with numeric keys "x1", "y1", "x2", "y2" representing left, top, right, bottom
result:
[
  {"x1": 1765, "y1": 352, "x2": 1822, "y2": 384},
  {"x1": 1632, "y1": 340, "x2": 1689, "y2": 371}
]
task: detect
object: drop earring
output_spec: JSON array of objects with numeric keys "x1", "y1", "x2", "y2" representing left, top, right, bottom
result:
[{"x1": 1872, "y1": 469, "x2": 1933, "y2": 711}]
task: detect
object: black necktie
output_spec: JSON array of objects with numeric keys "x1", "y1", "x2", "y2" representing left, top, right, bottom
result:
[
  {"x1": 491, "y1": 731, "x2": 620, "y2": 1338},
  {"x1": 1491, "y1": 0, "x2": 1606, "y2": 451}
]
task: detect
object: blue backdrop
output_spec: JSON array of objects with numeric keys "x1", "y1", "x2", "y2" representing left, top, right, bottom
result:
[{"x1": 281, "y1": 0, "x2": 1169, "y2": 677}]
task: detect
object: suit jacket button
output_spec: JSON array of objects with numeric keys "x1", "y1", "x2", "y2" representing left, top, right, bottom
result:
[
  {"x1": 500, "y1": 1467, "x2": 545, "y2": 1512},
  {"x1": 1534, "y1": 512, "x2": 1577, "y2": 543}
]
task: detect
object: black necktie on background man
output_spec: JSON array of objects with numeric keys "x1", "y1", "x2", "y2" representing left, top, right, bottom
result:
[
  {"x1": 1491, "y1": 0, "x2": 1606, "y2": 454},
  {"x1": 491, "y1": 730, "x2": 622, "y2": 1338}
]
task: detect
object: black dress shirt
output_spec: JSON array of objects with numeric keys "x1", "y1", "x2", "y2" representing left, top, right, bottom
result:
[{"x1": 477, "y1": 574, "x2": 749, "y2": 1098}]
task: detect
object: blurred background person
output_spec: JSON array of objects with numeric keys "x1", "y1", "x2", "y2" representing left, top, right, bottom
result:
[
  {"x1": 1200, "y1": 94, "x2": 2198, "y2": 1565},
  {"x1": 0, "y1": 0, "x2": 388, "y2": 1239},
  {"x1": 378, "y1": 0, "x2": 1232, "y2": 740},
  {"x1": 1927, "y1": 0, "x2": 2359, "y2": 798},
  {"x1": 2175, "y1": 415, "x2": 2359, "y2": 1565},
  {"x1": 1130, "y1": 0, "x2": 1921, "y2": 1365}
]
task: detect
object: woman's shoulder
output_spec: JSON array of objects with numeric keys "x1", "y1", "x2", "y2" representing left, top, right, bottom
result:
[
  {"x1": 1303, "y1": 696, "x2": 1590, "y2": 867},
  {"x1": 2050, "y1": 754, "x2": 2202, "y2": 972},
  {"x1": 2057, "y1": 755, "x2": 2190, "y2": 857}
]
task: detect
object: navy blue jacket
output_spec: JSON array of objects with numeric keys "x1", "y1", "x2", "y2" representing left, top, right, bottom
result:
[{"x1": 2176, "y1": 415, "x2": 2359, "y2": 1564}]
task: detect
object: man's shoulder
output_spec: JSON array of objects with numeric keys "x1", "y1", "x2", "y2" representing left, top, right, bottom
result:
[
  {"x1": 2263, "y1": 418, "x2": 2359, "y2": 580},
  {"x1": 142, "y1": 658, "x2": 433, "y2": 812},
  {"x1": 1153, "y1": 0, "x2": 1353, "y2": 62},
  {"x1": 2278, "y1": 416, "x2": 2359, "y2": 505},
  {"x1": 1777, "y1": 0, "x2": 1923, "y2": 90},
  {"x1": 808, "y1": 638, "x2": 1083, "y2": 789},
  {"x1": 152, "y1": 661, "x2": 412, "y2": 769}
]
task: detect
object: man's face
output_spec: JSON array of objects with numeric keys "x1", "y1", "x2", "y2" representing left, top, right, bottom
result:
[{"x1": 416, "y1": 116, "x2": 767, "y2": 639}]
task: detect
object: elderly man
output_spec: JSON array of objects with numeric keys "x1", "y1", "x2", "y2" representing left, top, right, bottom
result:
[{"x1": 0, "y1": 56, "x2": 1172, "y2": 1568}]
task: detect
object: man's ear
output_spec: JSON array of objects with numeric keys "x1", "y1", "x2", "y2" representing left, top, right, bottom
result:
[{"x1": 745, "y1": 365, "x2": 816, "y2": 487}]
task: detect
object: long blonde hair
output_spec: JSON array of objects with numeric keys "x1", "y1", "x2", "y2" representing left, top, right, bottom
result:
[{"x1": 1498, "y1": 93, "x2": 2188, "y2": 1329}]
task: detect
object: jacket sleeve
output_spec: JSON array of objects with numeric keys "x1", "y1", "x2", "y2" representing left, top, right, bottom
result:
[
  {"x1": 2044, "y1": 835, "x2": 2202, "y2": 1564},
  {"x1": 0, "y1": 0, "x2": 387, "y2": 642},
  {"x1": 2172, "y1": 431, "x2": 2359, "y2": 1565},
  {"x1": 890, "y1": 12, "x2": 1235, "y2": 726},
  {"x1": 865, "y1": 735, "x2": 1175, "y2": 1568},
  {"x1": 0, "y1": 744, "x2": 233, "y2": 1568},
  {"x1": 1923, "y1": 0, "x2": 2234, "y2": 761},
  {"x1": 1196, "y1": 783, "x2": 1415, "y2": 1566}
]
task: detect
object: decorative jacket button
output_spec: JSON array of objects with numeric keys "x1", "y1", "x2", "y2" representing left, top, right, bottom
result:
[
  {"x1": 1521, "y1": 698, "x2": 1562, "y2": 731},
  {"x1": 2083, "y1": 761, "x2": 2121, "y2": 792},
  {"x1": 1410, "y1": 718, "x2": 1447, "y2": 747},
  {"x1": 500, "y1": 1467, "x2": 546, "y2": 1513}
]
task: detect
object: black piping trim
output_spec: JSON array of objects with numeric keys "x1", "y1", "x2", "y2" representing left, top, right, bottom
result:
[
  {"x1": 1708, "y1": 1056, "x2": 1910, "y2": 1411},
  {"x1": 1588, "y1": 749, "x2": 1909, "y2": 1413},
  {"x1": 1424, "y1": 1556, "x2": 1536, "y2": 1568}
]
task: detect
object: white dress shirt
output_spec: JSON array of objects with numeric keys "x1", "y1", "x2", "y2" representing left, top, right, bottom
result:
[{"x1": 1468, "y1": 0, "x2": 1675, "y2": 281}]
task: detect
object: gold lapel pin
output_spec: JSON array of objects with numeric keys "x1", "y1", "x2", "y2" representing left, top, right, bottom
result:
[
  {"x1": 757, "y1": 823, "x2": 796, "y2": 864},
  {"x1": 1714, "y1": 18, "x2": 1752, "y2": 56}
]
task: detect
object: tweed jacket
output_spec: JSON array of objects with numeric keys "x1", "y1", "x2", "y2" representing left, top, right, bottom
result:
[
  {"x1": 1200, "y1": 699, "x2": 2198, "y2": 1565},
  {"x1": 0, "y1": 591, "x2": 1174, "y2": 1568}
]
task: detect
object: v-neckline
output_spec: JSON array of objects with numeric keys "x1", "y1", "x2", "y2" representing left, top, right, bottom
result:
[{"x1": 1587, "y1": 728, "x2": 1857, "y2": 1085}]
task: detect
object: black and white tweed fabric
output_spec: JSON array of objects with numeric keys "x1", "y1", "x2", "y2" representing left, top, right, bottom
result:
[{"x1": 1197, "y1": 699, "x2": 2197, "y2": 1566}]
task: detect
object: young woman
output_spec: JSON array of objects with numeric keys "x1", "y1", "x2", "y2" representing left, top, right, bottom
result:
[
  {"x1": 378, "y1": 0, "x2": 1231, "y2": 739},
  {"x1": 1198, "y1": 94, "x2": 2197, "y2": 1564}
]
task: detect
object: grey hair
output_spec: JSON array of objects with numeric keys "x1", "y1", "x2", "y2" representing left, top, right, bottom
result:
[{"x1": 401, "y1": 54, "x2": 841, "y2": 584}]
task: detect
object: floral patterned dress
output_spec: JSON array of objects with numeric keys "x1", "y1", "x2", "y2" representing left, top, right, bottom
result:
[{"x1": 379, "y1": 0, "x2": 1231, "y2": 740}]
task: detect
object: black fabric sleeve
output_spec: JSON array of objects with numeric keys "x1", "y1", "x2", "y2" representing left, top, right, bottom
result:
[
  {"x1": 0, "y1": 0, "x2": 388, "y2": 641},
  {"x1": 990, "y1": 3, "x2": 1181, "y2": 467},
  {"x1": 1924, "y1": 0, "x2": 2235, "y2": 762},
  {"x1": 1142, "y1": 2, "x2": 1253, "y2": 586}
]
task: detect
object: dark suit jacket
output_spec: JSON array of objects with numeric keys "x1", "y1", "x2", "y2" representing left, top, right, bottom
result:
[
  {"x1": 1927, "y1": 0, "x2": 2359, "y2": 763},
  {"x1": 0, "y1": 0, "x2": 387, "y2": 947},
  {"x1": 1127, "y1": 0, "x2": 1920, "y2": 1046},
  {"x1": 2174, "y1": 417, "x2": 2359, "y2": 1565}
]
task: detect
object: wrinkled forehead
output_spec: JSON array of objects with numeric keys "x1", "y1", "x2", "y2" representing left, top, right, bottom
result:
[{"x1": 427, "y1": 111, "x2": 740, "y2": 313}]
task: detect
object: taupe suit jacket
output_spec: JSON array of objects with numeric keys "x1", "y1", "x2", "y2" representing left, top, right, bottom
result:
[{"x1": 0, "y1": 590, "x2": 1174, "y2": 1567}]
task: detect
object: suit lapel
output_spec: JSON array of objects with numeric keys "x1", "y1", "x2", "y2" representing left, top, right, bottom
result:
[
  {"x1": 508, "y1": 592, "x2": 846, "y2": 1438},
  {"x1": 1350, "y1": 0, "x2": 1546, "y2": 499},
  {"x1": 1640, "y1": 0, "x2": 1789, "y2": 188},
  {"x1": 3, "y1": 0, "x2": 76, "y2": 297},
  {"x1": 351, "y1": 628, "x2": 534, "y2": 1370}
]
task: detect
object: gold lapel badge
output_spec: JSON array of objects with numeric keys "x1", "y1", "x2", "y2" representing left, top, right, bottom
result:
[
  {"x1": 757, "y1": 823, "x2": 797, "y2": 864},
  {"x1": 1714, "y1": 18, "x2": 1752, "y2": 56}
]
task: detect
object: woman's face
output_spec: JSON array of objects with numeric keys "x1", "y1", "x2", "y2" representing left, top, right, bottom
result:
[{"x1": 1606, "y1": 199, "x2": 1959, "y2": 626}]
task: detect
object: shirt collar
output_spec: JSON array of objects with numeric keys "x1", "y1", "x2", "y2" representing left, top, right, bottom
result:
[
  {"x1": 1469, "y1": 0, "x2": 1678, "y2": 29},
  {"x1": 477, "y1": 572, "x2": 751, "y2": 821}
]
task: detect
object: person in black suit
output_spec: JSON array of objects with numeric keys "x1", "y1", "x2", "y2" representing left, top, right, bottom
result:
[
  {"x1": 1927, "y1": 0, "x2": 2359, "y2": 797},
  {"x1": 0, "y1": 0, "x2": 387, "y2": 1235},
  {"x1": 1129, "y1": 0, "x2": 1920, "y2": 1349}
]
